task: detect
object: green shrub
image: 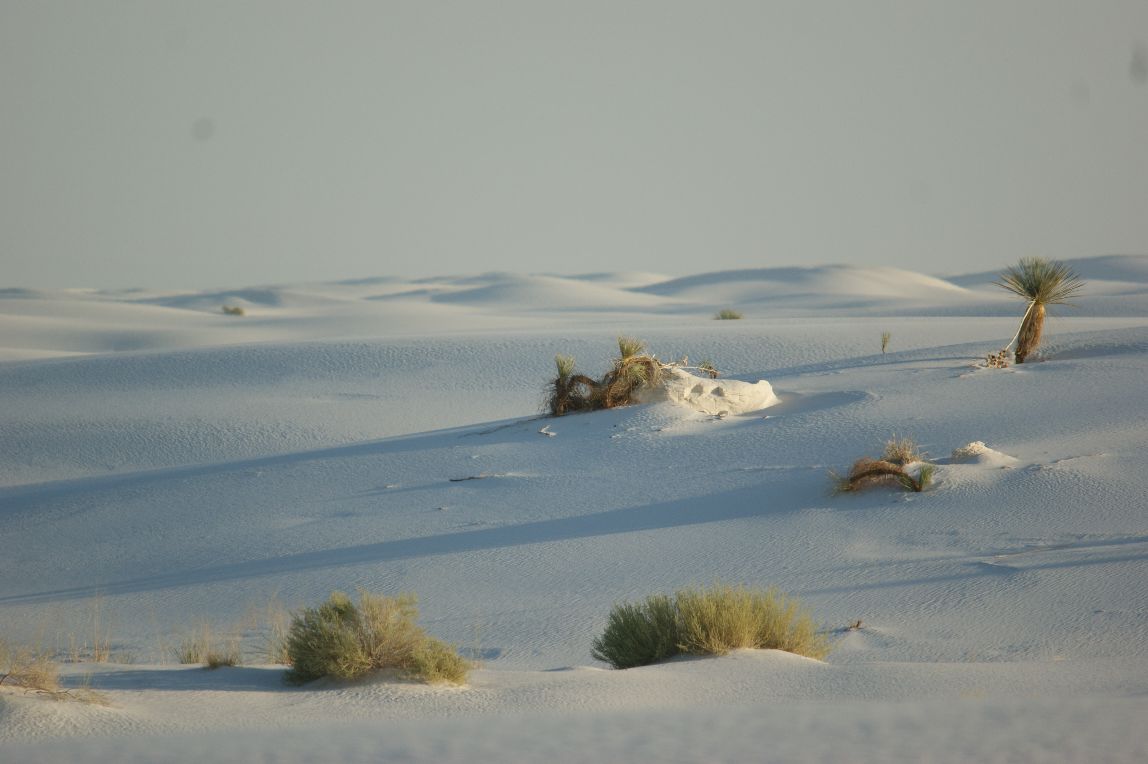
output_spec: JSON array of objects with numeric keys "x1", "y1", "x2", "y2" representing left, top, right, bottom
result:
[
  {"x1": 408, "y1": 636, "x2": 471, "y2": 684},
  {"x1": 284, "y1": 591, "x2": 469, "y2": 686},
  {"x1": 715, "y1": 309, "x2": 743, "y2": 320},
  {"x1": 592, "y1": 585, "x2": 829, "y2": 669},
  {"x1": 591, "y1": 594, "x2": 681, "y2": 669}
]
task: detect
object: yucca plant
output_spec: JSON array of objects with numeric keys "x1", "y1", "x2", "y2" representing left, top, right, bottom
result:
[
  {"x1": 595, "y1": 337, "x2": 663, "y2": 410},
  {"x1": 546, "y1": 354, "x2": 598, "y2": 416},
  {"x1": 995, "y1": 258, "x2": 1085, "y2": 363}
]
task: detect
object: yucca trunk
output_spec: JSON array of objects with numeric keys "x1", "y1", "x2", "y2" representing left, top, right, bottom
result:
[{"x1": 1014, "y1": 302, "x2": 1045, "y2": 363}]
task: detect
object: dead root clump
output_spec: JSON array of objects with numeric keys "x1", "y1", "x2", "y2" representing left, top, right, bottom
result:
[
  {"x1": 833, "y1": 455, "x2": 935, "y2": 494},
  {"x1": 546, "y1": 338, "x2": 665, "y2": 416}
]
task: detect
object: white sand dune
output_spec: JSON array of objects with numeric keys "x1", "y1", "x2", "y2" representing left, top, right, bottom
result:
[{"x1": 2, "y1": 255, "x2": 1148, "y2": 761}]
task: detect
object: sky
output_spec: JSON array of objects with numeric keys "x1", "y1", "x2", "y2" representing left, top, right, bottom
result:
[{"x1": 2, "y1": 1, "x2": 1147, "y2": 290}]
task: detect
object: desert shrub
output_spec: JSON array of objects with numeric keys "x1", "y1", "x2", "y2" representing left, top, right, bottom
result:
[
  {"x1": 592, "y1": 585, "x2": 829, "y2": 669},
  {"x1": 0, "y1": 639, "x2": 60, "y2": 693},
  {"x1": 995, "y1": 258, "x2": 1084, "y2": 363},
  {"x1": 284, "y1": 591, "x2": 468, "y2": 686},
  {"x1": 221, "y1": 305, "x2": 246, "y2": 316},
  {"x1": 591, "y1": 594, "x2": 681, "y2": 669},
  {"x1": 407, "y1": 636, "x2": 471, "y2": 684},
  {"x1": 715, "y1": 309, "x2": 743, "y2": 320},
  {"x1": 676, "y1": 584, "x2": 830, "y2": 659},
  {"x1": 545, "y1": 337, "x2": 665, "y2": 416}
]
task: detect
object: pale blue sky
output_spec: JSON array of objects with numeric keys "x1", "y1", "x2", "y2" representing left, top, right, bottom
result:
[{"x1": 3, "y1": 1, "x2": 1146, "y2": 289}]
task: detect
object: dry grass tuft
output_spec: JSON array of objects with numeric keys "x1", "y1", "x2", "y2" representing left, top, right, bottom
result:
[
  {"x1": 176, "y1": 623, "x2": 241, "y2": 668},
  {"x1": 676, "y1": 584, "x2": 830, "y2": 660},
  {"x1": 881, "y1": 331, "x2": 891, "y2": 354},
  {"x1": 0, "y1": 640, "x2": 60, "y2": 693},
  {"x1": 882, "y1": 435, "x2": 923, "y2": 466},
  {"x1": 221, "y1": 305, "x2": 246, "y2": 316},
  {"x1": 592, "y1": 585, "x2": 830, "y2": 670}
]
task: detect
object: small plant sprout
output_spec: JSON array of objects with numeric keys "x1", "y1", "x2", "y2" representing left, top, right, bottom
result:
[
  {"x1": 995, "y1": 258, "x2": 1085, "y2": 363},
  {"x1": 881, "y1": 331, "x2": 891, "y2": 354}
]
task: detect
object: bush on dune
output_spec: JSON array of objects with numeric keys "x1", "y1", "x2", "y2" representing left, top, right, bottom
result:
[
  {"x1": 284, "y1": 591, "x2": 469, "y2": 686},
  {"x1": 590, "y1": 594, "x2": 680, "y2": 670},
  {"x1": 545, "y1": 337, "x2": 666, "y2": 416},
  {"x1": 592, "y1": 584, "x2": 830, "y2": 670}
]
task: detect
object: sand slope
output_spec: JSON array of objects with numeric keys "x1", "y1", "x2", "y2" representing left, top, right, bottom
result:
[{"x1": 2, "y1": 255, "x2": 1148, "y2": 761}]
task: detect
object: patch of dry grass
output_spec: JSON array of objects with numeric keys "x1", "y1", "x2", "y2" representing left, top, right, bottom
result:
[
  {"x1": 592, "y1": 584, "x2": 830, "y2": 670},
  {"x1": 0, "y1": 639, "x2": 59, "y2": 693},
  {"x1": 176, "y1": 622, "x2": 241, "y2": 668},
  {"x1": 676, "y1": 584, "x2": 830, "y2": 659}
]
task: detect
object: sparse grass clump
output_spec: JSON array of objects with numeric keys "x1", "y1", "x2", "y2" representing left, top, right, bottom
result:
[
  {"x1": 882, "y1": 435, "x2": 923, "y2": 466},
  {"x1": 715, "y1": 309, "x2": 743, "y2": 320},
  {"x1": 175, "y1": 623, "x2": 241, "y2": 668},
  {"x1": 284, "y1": 591, "x2": 469, "y2": 686},
  {"x1": 0, "y1": 639, "x2": 59, "y2": 693},
  {"x1": 592, "y1": 585, "x2": 829, "y2": 670},
  {"x1": 221, "y1": 305, "x2": 245, "y2": 316},
  {"x1": 881, "y1": 331, "x2": 891, "y2": 354}
]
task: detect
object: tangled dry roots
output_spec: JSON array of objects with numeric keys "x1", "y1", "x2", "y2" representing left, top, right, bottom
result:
[
  {"x1": 836, "y1": 458, "x2": 932, "y2": 493},
  {"x1": 546, "y1": 339, "x2": 664, "y2": 416}
]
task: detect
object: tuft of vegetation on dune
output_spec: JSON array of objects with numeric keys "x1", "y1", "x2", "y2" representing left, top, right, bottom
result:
[{"x1": 592, "y1": 584, "x2": 830, "y2": 670}]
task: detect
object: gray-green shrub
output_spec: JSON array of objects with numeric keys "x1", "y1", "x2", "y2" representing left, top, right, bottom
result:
[
  {"x1": 592, "y1": 584, "x2": 829, "y2": 669},
  {"x1": 284, "y1": 591, "x2": 469, "y2": 685},
  {"x1": 590, "y1": 594, "x2": 681, "y2": 669}
]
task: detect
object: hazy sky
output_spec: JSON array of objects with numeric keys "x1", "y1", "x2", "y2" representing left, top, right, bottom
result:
[{"x1": 3, "y1": 1, "x2": 1146, "y2": 289}]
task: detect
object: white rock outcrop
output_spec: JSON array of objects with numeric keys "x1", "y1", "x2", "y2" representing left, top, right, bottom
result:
[{"x1": 637, "y1": 367, "x2": 780, "y2": 415}]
